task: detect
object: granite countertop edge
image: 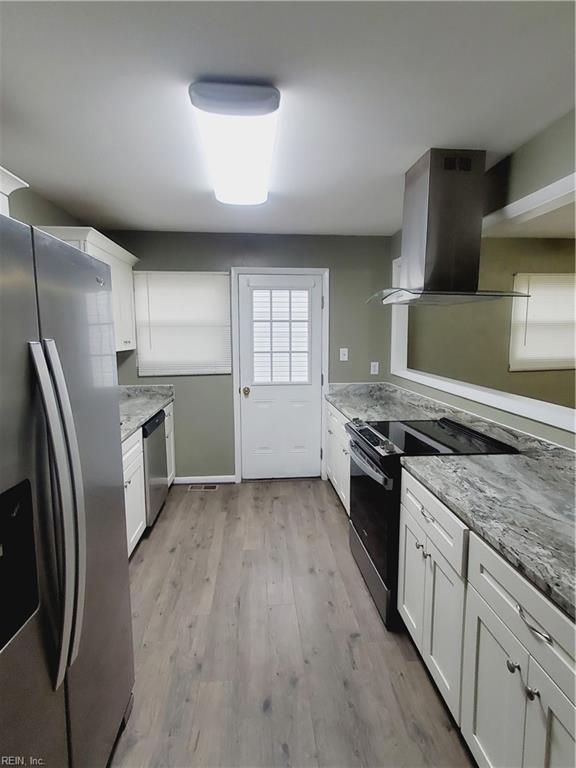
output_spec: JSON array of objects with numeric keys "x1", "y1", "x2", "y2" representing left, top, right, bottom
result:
[
  {"x1": 119, "y1": 385, "x2": 175, "y2": 442},
  {"x1": 325, "y1": 384, "x2": 575, "y2": 621}
]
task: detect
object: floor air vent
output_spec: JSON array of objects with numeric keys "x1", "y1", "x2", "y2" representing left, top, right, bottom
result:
[{"x1": 187, "y1": 484, "x2": 219, "y2": 492}]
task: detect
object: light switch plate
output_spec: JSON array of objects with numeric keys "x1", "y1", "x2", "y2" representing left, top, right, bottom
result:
[
  {"x1": 370, "y1": 361, "x2": 379, "y2": 375},
  {"x1": 339, "y1": 347, "x2": 349, "y2": 362}
]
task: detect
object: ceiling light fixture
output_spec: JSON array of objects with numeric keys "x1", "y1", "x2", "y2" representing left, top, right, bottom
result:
[{"x1": 189, "y1": 81, "x2": 280, "y2": 206}]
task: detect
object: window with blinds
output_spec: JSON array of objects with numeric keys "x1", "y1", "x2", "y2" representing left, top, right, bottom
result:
[
  {"x1": 252, "y1": 288, "x2": 310, "y2": 384},
  {"x1": 134, "y1": 272, "x2": 231, "y2": 376},
  {"x1": 509, "y1": 273, "x2": 576, "y2": 371}
]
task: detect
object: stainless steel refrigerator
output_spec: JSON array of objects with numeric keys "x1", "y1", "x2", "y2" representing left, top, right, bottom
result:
[{"x1": 0, "y1": 214, "x2": 134, "y2": 767}]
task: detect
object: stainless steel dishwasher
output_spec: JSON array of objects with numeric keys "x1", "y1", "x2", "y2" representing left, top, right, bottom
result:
[{"x1": 142, "y1": 410, "x2": 169, "y2": 527}]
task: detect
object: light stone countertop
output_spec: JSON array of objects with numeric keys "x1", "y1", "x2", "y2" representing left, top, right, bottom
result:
[
  {"x1": 119, "y1": 385, "x2": 174, "y2": 442},
  {"x1": 326, "y1": 383, "x2": 575, "y2": 620}
]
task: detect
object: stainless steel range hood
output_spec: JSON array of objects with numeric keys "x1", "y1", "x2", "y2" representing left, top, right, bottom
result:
[{"x1": 370, "y1": 148, "x2": 529, "y2": 306}]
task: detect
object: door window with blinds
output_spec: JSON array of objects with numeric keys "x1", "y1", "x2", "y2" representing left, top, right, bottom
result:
[
  {"x1": 509, "y1": 273, "x2": 576, "y2": 371},
  {"x1": 134, "y1": 272, "x2": 231, "y2": 375},
  {"x1": 252, "y1": 288, "x2": 310, "y2": 384}
]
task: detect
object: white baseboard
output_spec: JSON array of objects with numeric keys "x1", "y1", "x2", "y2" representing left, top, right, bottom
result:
[{"x1": 174, "y1": 475, "x2": 237, "y2": 485}]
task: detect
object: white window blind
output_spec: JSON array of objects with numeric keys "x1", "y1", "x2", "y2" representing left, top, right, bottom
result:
[
  {"x1": 252, "y1": 288, "x2": 310, "y2": 384},
  {"x1": 134, "y1": 271, "x2": 231, "y2": 376},
  {"x1": 509, "y1": 273, "x2": 576, "y2": 371}
]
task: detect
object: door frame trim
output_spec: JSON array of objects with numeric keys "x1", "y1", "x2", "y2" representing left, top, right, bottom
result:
[{"x1": 230, "y1": 267, "x2": 330, "y2": 483}]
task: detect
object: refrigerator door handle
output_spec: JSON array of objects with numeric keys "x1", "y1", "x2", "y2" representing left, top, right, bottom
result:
[
  {"x1": 29, "y1": 341, "x2": 76, "y2": 691},
  {"x1": 43, "y1": 339, "x2": 86, "y2": 667}
]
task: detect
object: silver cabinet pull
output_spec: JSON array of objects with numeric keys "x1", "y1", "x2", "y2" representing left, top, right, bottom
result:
[
  {"x1": 124, "y1": 479, "x2": 132, "y2": 489},
  {"x1": 525, "y1": 686, "x2": 540, "y2": 701},
  {"x1": 44, "y1": 339, "x2": 87, "y2": 667},
  {"x1": 506, "y1": 659, "x2": 521, "y2": 674},
  {"x1": 423, "y1": 551, "x2": 431, "y2": 559},
  {"x1": 517, "y1": 603, "x2": 552, "y2": 644},
  {"x1": 327, "y1": 429, "x2": 333, "y2": 435},
  {"x1": 421, "y1": 508, "x2": 434, "y2": 523},
  {"x1": 342, "y1": 448, "x2": 349, "y2": 456},
  {"x1": 30, "y1": 342, "x2": 76, "y2": 691},
  {"x1": 415, "y1": 541, "x2": 424, "y2": 550}
]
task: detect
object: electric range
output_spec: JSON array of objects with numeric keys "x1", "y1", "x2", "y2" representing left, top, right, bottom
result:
[{"x1": 344, "y1": 417, "x2": 518, "y2": 630}]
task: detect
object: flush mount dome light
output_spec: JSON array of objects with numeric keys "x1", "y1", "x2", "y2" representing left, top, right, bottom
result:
[{"x1": 189, "y1": 81, "x2": 280, "y2": 206}]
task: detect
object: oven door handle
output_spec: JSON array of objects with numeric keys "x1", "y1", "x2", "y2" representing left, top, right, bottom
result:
[{"x1": 350, "y1": 443, "x2": 394, "y2": 490}]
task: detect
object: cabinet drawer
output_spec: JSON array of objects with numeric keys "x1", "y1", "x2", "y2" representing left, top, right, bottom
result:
[
  {"x1": 122, "y1": 429, "x2": 142, "y2": 469},
  {"x1": 401, "y1": 470, "x2": 469, "y2": 576},
  {"x1": 468, "y1": 533, "x2": 575, "y2": 704}
]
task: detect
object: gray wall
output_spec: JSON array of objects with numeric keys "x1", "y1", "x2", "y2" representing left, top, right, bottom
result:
[
  {"x1": 506, "y1": 109, "x2": 575, "y2": 203},
  {"x1": 385, "y1": 232, "x2": 574, "y2": 448},
  {"x1": 408, "y1": 238, "x2": 575, "y2": 408},
  {"x1": 9, "y1": 186, "x2": 79, "y2": 226},
  {"x1": 112, "y1": 231, "x2": 391, "y2": 476}
]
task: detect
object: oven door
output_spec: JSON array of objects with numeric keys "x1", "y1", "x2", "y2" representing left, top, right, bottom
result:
[{"x1": 348, "y1": 441, "x2": 401, "y2": 627}]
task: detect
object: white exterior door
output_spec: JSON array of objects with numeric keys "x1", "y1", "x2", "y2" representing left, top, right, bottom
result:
[{"x1": 238, "y1": 273, "x2": 323, "y2": 479}]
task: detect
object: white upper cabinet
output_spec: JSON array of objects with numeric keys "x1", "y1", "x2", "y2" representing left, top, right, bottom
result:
[{"x1": 40, "y1": 227, "x2": 138, "y2": 352}]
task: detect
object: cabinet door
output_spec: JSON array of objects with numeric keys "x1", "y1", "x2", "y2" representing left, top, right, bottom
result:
[
  {"x1": 124, "y1": 453, "x2": 146, "y2": 556},
  {"x1": 522, "y1": 657, "x2": 575, "y2": 768},
  {"x1": 462, "y1": 586, "x2": 529, "y2": 768},
  {"x1": 335, "y1": 439, "x2": 350, "y2": 514},
  {"x1": 115, "y1": 260, "x2": 136, "y2": 350},
  {"x1": 165, "y1": 411, "x2": 175, "y2": 486},
  {"x1": 326, "y1": 423, "x2": 337, "y2": 488},
  {"x1": 397, "y1": 504, "x2": 427, "y2": 648},
  {"x1": 422, "y1": 539, "x2": 466, "y2": 723}
]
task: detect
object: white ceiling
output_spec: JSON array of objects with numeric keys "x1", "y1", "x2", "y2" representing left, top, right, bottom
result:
[{"x1": 0, "y1": 1, "x2": 574, "y2": 234}]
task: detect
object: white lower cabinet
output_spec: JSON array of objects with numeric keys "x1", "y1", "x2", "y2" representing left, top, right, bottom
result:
[
  {"x1": 398, "y1": 504, "x2": 427, "y2": 640},
  {"x1": 523, "y1": 657, "x2": 575, "y2": 768},
  {"x1": 398, "y1": 502, "x2": 465, "y2": 722},
  {"x1": 398, "y1": 472, "x2": 576, "y2": 767},
  {"x1": 122, "y1": 430, "x2": 146, "y2": 557},
  {"x1": 164, "y1": 402, "x2": 175, "y2": 486},
  {"x1": 325, "y1": 403, "x2": 350, "y2": 514},
  {"x1": 421, "y1": 538, "x2": 465, "y2": 720},
  {"x1": 123, "y1": 453, "x2": 146, "y2": 557},
  {"x1": 462, "y1": 585, "x2": 531, "y2": 767},
  {"x1": 462, "y1": 584, "x2": 576, "y2": 768}
]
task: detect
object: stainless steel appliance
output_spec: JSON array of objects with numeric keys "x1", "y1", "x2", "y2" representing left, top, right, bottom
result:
[
  {"x1": 368, "y1": 148, "x2": 529, "y2": 305},
  {"x1": 0, "y1": 215, "x2": 134, "y2": 767},
  {"x1": 345, "y1": 417, "x2": 518, "y2": 630},
  {"x1": 143, "y1": 409, "x2": 168, "y2": 527}
]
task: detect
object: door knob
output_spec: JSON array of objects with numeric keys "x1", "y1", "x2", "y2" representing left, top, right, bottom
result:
[{"x1": 242, "y1": 386, "x2": 251, "y2": 397}]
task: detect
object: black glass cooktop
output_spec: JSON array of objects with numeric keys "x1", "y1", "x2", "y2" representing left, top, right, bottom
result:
[{"x1": 350, "y1": 417, "x2": 518, "y2": 458}]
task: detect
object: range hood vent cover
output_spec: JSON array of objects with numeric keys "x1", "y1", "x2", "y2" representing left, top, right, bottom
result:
[{"x1": 374, "y1": 148, "x2": 529, "y2": 305}]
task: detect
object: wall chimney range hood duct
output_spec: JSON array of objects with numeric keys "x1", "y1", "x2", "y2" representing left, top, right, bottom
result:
[{"x1": 370, "y1": 148, "x2": 529, "y2": 306}]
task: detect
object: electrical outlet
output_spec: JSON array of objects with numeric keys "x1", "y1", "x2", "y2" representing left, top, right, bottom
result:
[
  {"x1": 339, "y1": 347, "x2": 349, "y2": 362},
  {"x1": 370, "y1": 361, "x2": 379, "y2": 375}
]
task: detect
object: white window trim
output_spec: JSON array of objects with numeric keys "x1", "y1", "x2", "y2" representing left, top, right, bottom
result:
[
  {"x1": 231, "y1": 267, "x2": 330, "y2": 483},
  {"x1": 391, "y1": 173, "x2": 576, "y2": 433}
]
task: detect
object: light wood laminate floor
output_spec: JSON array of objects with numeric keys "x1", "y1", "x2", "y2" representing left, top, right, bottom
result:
[{"x1": 112, "y1": 480, "x2": 473, "y2": 768}]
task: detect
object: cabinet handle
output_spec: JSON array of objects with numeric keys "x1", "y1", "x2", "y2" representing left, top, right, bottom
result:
[
  {"x1": 525, "y1": 686, "x2": 540, "y2": 701},
  {"x1": 342, "y1": 448, "x2": 349, "y2": 456},
  {"x1": 421, "y1": 508, "x2": 434, "y2": 523},
  {"x1": 517, "y1": 603, "x2": 552, "y2": 644},
  {"x1": 328, "y1": 429, "x2": 333, "y2": 435},
  {"x1": 124, "y1": 479, "x2": 132, "y2": 488},
  {"x1": 415, "y1": 541, "x2": 424, "y2": 550},
  {"x1": 123, "y1": 340, "x2": 131, "y2": 344},
  {"x1": 506, "y1": 659, "x2": 521, "y2": 674},
  {"x1": 422, "y1": 551, "x2": 431, "y2": 559}
]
